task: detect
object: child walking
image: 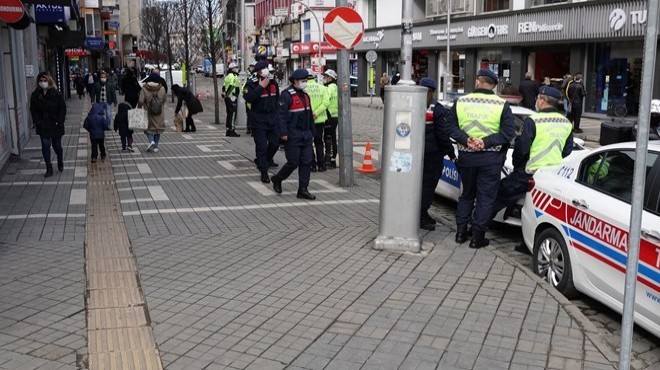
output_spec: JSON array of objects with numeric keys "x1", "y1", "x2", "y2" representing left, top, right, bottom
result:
[
  {"x1": 114, "y1": 102, "x2": 134, "y2": 152},
  {"x1": 83, "y1": 103, "x2": 109, "y2": 163}
]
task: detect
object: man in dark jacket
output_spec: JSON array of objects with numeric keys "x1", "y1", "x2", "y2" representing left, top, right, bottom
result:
[
  {"x1": 244, "y1": 61, "x2": 280, "y2": 183},
  {"x1": 419, "y1": 77, "x2": 455, "y2": 231},
  {"x1": 93, "y1": 71, "x2": 117, "y2": 127},
  {"x1": 270, "y1": 69, "x2": 316, "y2": 200},
  {"x1": 519, "y1": 72, "x2": 538, "y2": 111},
  {"x1": 567, "y1": 73, "x2": 586, "y2": 133},
  {"x1": 121, "y1": 67, "x2": 141, "y2": 108}
]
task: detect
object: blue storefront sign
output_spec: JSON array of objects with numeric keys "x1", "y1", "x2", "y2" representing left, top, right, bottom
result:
[
  {"x1": 84, "y1": 37, "x2": 104, "y2": 50},
  {"x1": 108, "y1": 21, "x2": 119, "y2": 29},
  {"x1": 34, "y1": 4, "x2": 70, "y2": 24}
]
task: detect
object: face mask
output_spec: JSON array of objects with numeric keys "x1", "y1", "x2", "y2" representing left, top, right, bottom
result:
[
  {"x1": 39, "y1": 82, "x2": 49, "y2": 89},
  {"x1": 259, "y1": 69, "x2": 270, "y2": 79},
  {"x1": 100, "y1": 78, "x2": 107, "y2": 83},
  {"x1": 296, "y1": 81, "x2": 307, "y2": 90}
]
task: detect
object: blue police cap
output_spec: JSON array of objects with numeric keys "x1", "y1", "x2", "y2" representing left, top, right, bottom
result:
[
  {"x1": 539, "y1": 85, "x2": 562, "y2": 100},
  {"x1": 254, "y1": 61, "x2": 268, "y2": 71},
  {"x1": 477, "y1": 69, "x2": 498, "y2": 83},
  {"x1": 419, "y1": 77, "x2": 437, "y2": 91},
  {"x1": 290, "y1": 68, "x2": 309, "y2": 80}
]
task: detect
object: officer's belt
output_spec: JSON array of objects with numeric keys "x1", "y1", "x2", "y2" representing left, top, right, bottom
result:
[{"x1": 457, "y1": 143, "x2": 502, "y2": 152}]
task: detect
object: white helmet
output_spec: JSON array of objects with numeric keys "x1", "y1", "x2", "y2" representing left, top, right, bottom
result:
[
  {"x1": 249, "y1": 61, "x2": 256, "y2": 67},
  {"x1": 228, "y1": 62, "x2": 238, "y2": 70},
  {"x1": 651, "y1": 99, "x2": 660, "y2": 115},
  {"x1": 323, "y1": 69, "x2": 337, "y2": 80}
]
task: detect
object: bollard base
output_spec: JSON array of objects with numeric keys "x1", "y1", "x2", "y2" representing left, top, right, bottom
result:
[{"x1": 373, "y1": 235, "x2": 422, "y2": 253}]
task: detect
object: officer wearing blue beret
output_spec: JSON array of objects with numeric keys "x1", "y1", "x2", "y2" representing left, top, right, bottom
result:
[
  {"x1": 419, "y1": 77, "x2": 455, "y2": 231},
  {"x1": 492, "y1": 85, "x2": 573, "y2": 218},
  {"x1": 270, "y1": 69, "x2": 316, "y2": 200},
  {"x1": 244, "y1": 61, "x2": 280, "y2": 183},
  {"x1": 443, "y1": 69, "x2": 516, "y2": 248}
]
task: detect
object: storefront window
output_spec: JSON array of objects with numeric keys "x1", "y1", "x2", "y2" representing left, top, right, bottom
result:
[
  {"x1": 585, "y1": 42, "x2": 643, "y2": 117},
  {"x1": 483, "y1": 0, "x2": 509, "y2": 12},
  {"x1": 531, "y1": 0, "x2": 566, "y2": 6}
]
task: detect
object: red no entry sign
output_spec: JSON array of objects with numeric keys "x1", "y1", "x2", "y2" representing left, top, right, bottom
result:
[
  {"x1": 0, "y1": 0, "x2": 25, "y2": 24},
  {"x1": 323, "y1": 7, "x2": 364, "y2": 50}
]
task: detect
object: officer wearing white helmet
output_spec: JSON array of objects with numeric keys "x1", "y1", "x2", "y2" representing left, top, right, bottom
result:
[
  {"x1": 322, "y1": 69, "x2": 339, "y2": 169},
  {"x1": 222, "y1": 62, "x2": 241, "y2": 137}
]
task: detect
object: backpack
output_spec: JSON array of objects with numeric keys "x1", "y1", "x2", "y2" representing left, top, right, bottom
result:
[{"x1": 148, "y1": 92, "x2": 162, "y2": 115}]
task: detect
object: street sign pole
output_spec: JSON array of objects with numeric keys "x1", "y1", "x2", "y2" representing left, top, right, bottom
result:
[
  {"x1": 324, "y1": 5, "x2": 364, "y2": 187},
  {"x1": 369, "y1": 62, "x2": 373, "y2": 105},
  {"x1": 619, "y1": 1, "x2": 658, "y2": 369}
]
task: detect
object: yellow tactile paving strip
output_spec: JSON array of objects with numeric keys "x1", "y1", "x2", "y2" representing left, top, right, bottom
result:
[{"x1": 84, "y1": 134, "x2": 163, "y2": 369}]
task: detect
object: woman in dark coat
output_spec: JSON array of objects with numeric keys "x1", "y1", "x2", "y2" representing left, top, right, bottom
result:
[
  {"x1": 74, "y1": 73, "x2": 85, "y2": 99},
  {"x1": 172, "y1": 84, "x2": 202, "y2": 132},
  {"x1": 30, "y1": 72, "x2": 66, "y2": 177},
  {"x1": 122, "y1": 67, "x2": 141, "y2": 108}
]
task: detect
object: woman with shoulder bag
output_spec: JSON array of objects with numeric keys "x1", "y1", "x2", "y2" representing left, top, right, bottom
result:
[
  {"x1": 138, "y1": 72, "x2": 166, "y2": 153},
  {"x1": 30, "y1": 72, "x2": 67, "y2": 177}
]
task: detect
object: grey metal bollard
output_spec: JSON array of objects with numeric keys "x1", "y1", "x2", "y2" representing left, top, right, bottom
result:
[{"x1": 373, "y1": 84, "x2": 427, "y2": 253}]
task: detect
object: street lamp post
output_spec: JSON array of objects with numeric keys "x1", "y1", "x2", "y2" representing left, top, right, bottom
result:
[
  {"x1": 119, "y1": 17, "x2": 141, "y2": 67},
  {"x1": 293, "y1": 0, "x2": 323, "y2": 74},
  {"x1": 444, "y1": 0, "x2": 452, "y2": 102}
]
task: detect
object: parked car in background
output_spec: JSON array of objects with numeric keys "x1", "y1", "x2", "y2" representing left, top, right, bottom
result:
[
  {"x1": 195, "y1": 65, "x2": 204, "y2": 74},
  {"x1": 522, "y1": 141, "x2": 660, "y2": 338}
]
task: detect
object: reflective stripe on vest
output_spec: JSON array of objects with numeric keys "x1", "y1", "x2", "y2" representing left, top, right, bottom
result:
[
  {"x1": 526, "y1": 112, "x2": 573, "y2": 172},
  {"x1": 456, "y1": 93, "x2": 505, "y2": 152}
]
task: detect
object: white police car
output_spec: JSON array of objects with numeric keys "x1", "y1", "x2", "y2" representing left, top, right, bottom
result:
[
  {"x1": 434, "y1": 103, "x2": 585, "y2": 226},
  {"x1": 522, "y1": 142, "x2": 660, "y2": 338}
]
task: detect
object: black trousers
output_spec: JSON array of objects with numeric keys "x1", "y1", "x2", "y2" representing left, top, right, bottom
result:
[
  {"x1": 492, "y1": 169, "x2": 532, "y2": 218},
  {"x1": 253, "y1": 126, "x2": 279, "y2": 173},
  {"x1": 185, "y1": 114, "x2": 196, "y2": 131},
  {"x1": 456, "y1": 164, "x2": 501, "y2": 233},
  {"x1": 275, "y1": 143, "x2": 313, "y2": 189},
  {"x1": 91, "y1": 138, "x2": 106, "y2": 159},
  {"x1": 324, "y1": 117, "x2": 338, "y2": 162},
  {"x1": 421, "y1": 151, "x2": 445, "y2": 213},
  {"x1": 224, "y1": 98, "x2": 237, "y2": 130},
  {"x1": 312, "y1": 124, "x2": 325, "y2": 165}
]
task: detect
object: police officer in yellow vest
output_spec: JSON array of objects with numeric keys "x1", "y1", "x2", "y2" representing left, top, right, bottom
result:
[
  {"x1": 444, "y1": 69, "x2": 516, "y2": 248},
  {"x1": 222, "y1": 62, "x2": 241, "y2": 137},
  {"x1": 304, "y1": 69, "x2": 330, "y2": 172},
  {"x1": 323, "y1": 69, "x2": 339, "y2": 169},
  {"x1": 492, "y1": 85, "x2": 573, "y2": 218}
]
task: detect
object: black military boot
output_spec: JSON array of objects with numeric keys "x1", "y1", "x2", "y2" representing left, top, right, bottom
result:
[
  {"x1": 260, "y1": 171, "x2": 270, "y2": 184},
  {"x1": 469, "y1": 230, "x2": 490, "y2": 249},
  {"x1": 329, "y1": 160, "x2": 337, "y2": 169},
  {"x1": 455, "y1": 224, "x2": 469, "y2": 244},
  {"x1": 44, "y1": 163, "x2": 53, "y2": 178},
  {"x1": 420, "y1": 216, "x2": 436, "y2": 231},
  {"x1": 271, "y1": 175, "x2": 282, "y2": 194},
  {"x1": 318, "y1": 163, "x2": 326, "y2": 172},
  {"x1": 310, "y1": 163, "x2": 317, "y2": 172},
  {"x1": 297, "y1": 187, "x2": 316, "y2": 200},
  {"x1": 57, "y1": 157, "x2": 64, "y2": 172}
]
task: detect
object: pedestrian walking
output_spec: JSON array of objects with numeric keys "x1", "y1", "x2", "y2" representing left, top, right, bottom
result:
[
  {"x1": 379, "y1": 72, "x2": 390, "y2": 103},
  {"x1": 74, "y1": 73, "x2": 85, "y2": 99},
  {"x1": 113, "y1": 102, "x2": 134, "y2": 152},
  {"x1": 150, "y1": 68, "x2": 168, "y2": 93},
  {"x1": 29, "y1": 72, "x2": 66, "y2": 177},
  {"x1": 83, "y1": 103, "x2": 109, "y2": 163},
  {"x1": 85, "y1": 72, "x2": 96, "y2": 103},
  {"x1": 519, "y1": 72, "x2": 539, "y2": 111},
  {"x1": 418, "y1": 77, "x2": 455, "y2": 231},
  {"x1": 270, "y1": 69, "x2": 316, "y2": 200},
  {"x1": 443, "y1": 69, "x2": 516, "y2": 248},
  {"x1": 304, "y1": 69, "x2": 329, "y2": 172},
  {"x1": 567, "y1": 73, "x2": 586, "y2": 133},
  {"x1": 222, "y1": 62, "x2": 241, "y2": 137},
  {"x1": 138, "y1": 73, "x2": 166, "y2": 153},
  {"x1": 172, "y1": 84, "x2": 203, "y2": 132},
  {"x1": 323, "y1": 69, "x2": 339, "y2": 169},
  {"x1": 92, "y1": 71, "x2": 117, "y2": 128},
  {"x1": 244, "y1": 61, "x2": 280, "y2": 183},
  {"x1": 561, "y1": 73, "x2": 572, "y2": 113},
  {"x1": 492, "y1": 86, "x2": 573, "y2": 218},
  {"x1": 122, "y1": 67, "x2": 141, "y2": 108}
]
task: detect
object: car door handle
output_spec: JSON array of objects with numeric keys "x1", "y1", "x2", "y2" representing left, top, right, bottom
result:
[
  {"x1": 571, "y1": 199, "x2": 589, "y2": 209},
  {"x1": 642, "y1": 229, "x2": 660, "y2": 241}
]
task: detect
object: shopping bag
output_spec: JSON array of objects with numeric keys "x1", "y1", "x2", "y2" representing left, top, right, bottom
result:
[
  {"x1": 174, "y1": 113, "x2": 184, "y2": 132},
  {"x1": 128, "y1": 108, "x2": 148, "y2": 130}
]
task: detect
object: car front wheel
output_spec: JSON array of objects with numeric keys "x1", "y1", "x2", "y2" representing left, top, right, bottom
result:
[{"x1": 533, "y1": 228, "x2": 579, "y2": 298}]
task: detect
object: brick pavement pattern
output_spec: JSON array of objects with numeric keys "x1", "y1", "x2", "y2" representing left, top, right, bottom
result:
[{"x1": 0, "y1": 95, "x2": 626, "y2": 369}]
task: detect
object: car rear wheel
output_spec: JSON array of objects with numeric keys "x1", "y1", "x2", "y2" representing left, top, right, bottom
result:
[{"x1": 533, "y1": 228, "x2": 579, "y2": 298}]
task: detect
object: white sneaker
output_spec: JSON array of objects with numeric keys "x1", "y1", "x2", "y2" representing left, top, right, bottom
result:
[
  {"x1": 153, "y1": 147, "x2": 160, "y2": 153},
  {"x1": 146, "y1": 141, "x2": 155, "y2": 152}
]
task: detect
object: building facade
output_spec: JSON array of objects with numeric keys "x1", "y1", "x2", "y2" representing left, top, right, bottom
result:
[{"x1": 354, "y1": 0, "x2": 658, "y2": 118}]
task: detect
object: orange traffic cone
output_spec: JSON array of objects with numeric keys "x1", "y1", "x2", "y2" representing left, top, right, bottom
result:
[{"x1": 357, "y1": 142, "x2": 378, "y2": 173}]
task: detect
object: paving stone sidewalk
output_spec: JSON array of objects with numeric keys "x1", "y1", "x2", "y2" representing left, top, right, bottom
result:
[{"x1": 0, "y1": 95, "x2": 627, "y2": 369}]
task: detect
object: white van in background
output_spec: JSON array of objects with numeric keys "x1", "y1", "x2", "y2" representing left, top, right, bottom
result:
[{"x1": 139, "y1": 70, "x2": 183, "y2": 93}]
